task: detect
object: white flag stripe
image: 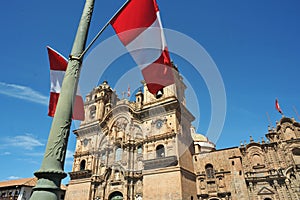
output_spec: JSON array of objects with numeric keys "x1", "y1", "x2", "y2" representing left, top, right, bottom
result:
[
  {"x1": 50, "y1": 69, "x2": 81, "y2": 95},
  {"x1": 50, "y1": 70, "x2": 65, "y2": 93},
  {"x1": 126, "y1": 17, "x2": 163, "y2": 69}
]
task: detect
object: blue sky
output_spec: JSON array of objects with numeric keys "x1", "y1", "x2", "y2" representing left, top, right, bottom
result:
[{"x1": 0, "y1": 0, "x2": 299, "y2": 184}]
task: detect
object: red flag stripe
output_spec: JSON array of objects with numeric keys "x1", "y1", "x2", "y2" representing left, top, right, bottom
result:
[
  {"x1": 48, "y1": 92, "x2": 60, "y2": 117},
  {"x1": 142, "y1": 49, "x2": 173, "y2": 94},
  {"x1": 47, "y1": 46, "x2": 68, "y2": 71},
  {"x1": 73, "y1": 95, "x2": 85, "y2": 121},
  {"x1": 48, "y1": 93, "x2": 85, "y2": 121},
  {"x1": 110, "y1": 0, "x2": 158, "y2": 46}
]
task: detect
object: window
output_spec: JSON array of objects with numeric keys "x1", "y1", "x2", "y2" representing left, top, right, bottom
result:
[
  {"x1": 101, "y1": 152, "x2": 106, "y2": 161},
  {"x1": 108, "y1": 191, "x2": 123, "y2": 200},
  {"x1": 205, "y1": 164, "x2": 215, "y2": 178},
  {"x1": 80, "y1": 160, "x2": 86, "y2": 171},
  {"x1": 137, "y1": 145, "x2": 143, "y2": 154},
  {"x1": 115, "y1": 147, "x2": 123, "y2": 161},
  {"x1": 292, "y1": 148, "x2": 300, "y2": 164},
  {"x1": 90, "y1": 105, "x2": 96, "y2": 119},
  {"x1": 253, "y1": 154, "x2": 262, "y2": 166},
  {"x1": 156, "y1": 145, "x2": 165, "y2": 158},
  {"x1": 114, "y1": 170, "x2": 121, "y2": 181}
]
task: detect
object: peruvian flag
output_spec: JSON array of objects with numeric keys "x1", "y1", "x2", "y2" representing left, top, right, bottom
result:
[
  {"x1": 110, "y1": 0, "x2": 175, "y2": 96},
  {"x1": 127, "y1": 85, "x2": 131, "y2": 97},
  {"x1": 47, "y1": 46, "x2": 85, "y2": 121},
  {"x1": 275, "y1": 98, "x2": 283, "y2": 115}
]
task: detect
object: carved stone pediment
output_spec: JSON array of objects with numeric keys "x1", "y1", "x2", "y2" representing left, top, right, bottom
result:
[{"x1": 257, "y1": 187, "x2": 274, "y2": 195}]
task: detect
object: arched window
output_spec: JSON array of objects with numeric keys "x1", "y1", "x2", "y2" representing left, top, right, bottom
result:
[
  {"x1": 114, "y1": 170, "x2": 121, "y2": 181},
  {"x1": 90, "y1": 105, "x2": 96, "y2": 119},
  {"x1": 109, "y1": 191, "x2": 123, "y2": 200},
  {"x1": 264, "y1": 198, "x2": 272, "y2": 200},
  {"x1": 205, "y1": 164, "x2": 214, "y2": 178},
  {"x1": 80, "y1": 160, "x2": 86, "y2": 171},
  {"x1": 195, "y1": 144, "x2": 201, "y2": 154},
  {"x1": 156, "y1": 145, "x2": 165, "y2": 158},
  {"x1": 253, "y1": 154, "x2": 262, "y2": 166},
  {"x1": 115, "y1": 147, "x2": 123, "y2": 162},
  {"x1": 292, "y1": 148, "x2": 300, "y2": 164}
]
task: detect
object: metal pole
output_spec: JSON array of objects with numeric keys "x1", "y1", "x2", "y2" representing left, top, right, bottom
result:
[
  {"x1": 29, "y1": 0, "x2": 95, "y2": 199},
  {"x1": 79, "y1": 0, "x2": 131, "y2": 59}
]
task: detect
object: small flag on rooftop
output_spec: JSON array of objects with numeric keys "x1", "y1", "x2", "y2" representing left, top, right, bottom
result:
[{"x1": 275, "y1": 98, "x2": 283, "y2": 115}]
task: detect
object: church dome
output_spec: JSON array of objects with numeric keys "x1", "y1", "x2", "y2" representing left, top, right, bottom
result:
[
  {"x1": 190, "y1": 127, "x2": 215, "y2": 153},
  {"x1": 191, "y1": 132, "x2": 209, "y2": 142}
]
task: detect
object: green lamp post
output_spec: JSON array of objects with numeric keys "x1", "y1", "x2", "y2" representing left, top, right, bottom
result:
[{"x1": 29, "y1": 0, "x2": 95, "y2": 199}]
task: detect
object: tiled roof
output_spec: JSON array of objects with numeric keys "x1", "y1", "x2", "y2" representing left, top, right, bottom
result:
[
  {"x1": 0, "y1": 177, "x2": 67, "y2": 190},
  {"x1": 0, "y1": 177, "x2": 37, "y2": 188}
]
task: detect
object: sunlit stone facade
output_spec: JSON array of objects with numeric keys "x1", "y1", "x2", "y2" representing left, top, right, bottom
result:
[
  {"x1": 65, "y1": 69, "x2": 300, "y2": 200},
  {"x1": 194, "y1": 117, "x2": 300, "y2": 200}
]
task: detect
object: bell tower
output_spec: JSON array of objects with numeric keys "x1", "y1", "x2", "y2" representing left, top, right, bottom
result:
[
  {"x1": 143, "y1": 64, "x2": 186, "y2": 108},
  {"x1": 65, "y1": 64, "x2": 197, "y2": 200},
  {"x1": 141, "y1": 64, "x2": 197, "y2": 200}
]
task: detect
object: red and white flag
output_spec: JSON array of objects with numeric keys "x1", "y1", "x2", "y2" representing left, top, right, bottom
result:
[
  {"x1": 47, "y1": 46, "x2": 85, "y2": 121},
  {"x1": 127, "y1": 85, "x2": 131, "y2": 97},
  {"x1": 275, "y1": 98, "x2": 283, "y2": 115},
  {"x1": 110, "y1": 0, "x2": 174, "y2": 96}
]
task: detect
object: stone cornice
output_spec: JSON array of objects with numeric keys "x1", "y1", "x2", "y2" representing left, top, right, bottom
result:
[
  {"x1": 69, "y1": 170, "x2": 92, "y2": 180},
  {"x1": 73, "y1": 122, "x2": 100, "y2": 137},
  {"x1": 144, "y1": 131, "x2": 176, "y2": 143}
]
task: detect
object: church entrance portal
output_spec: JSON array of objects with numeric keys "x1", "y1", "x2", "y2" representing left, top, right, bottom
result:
[{"x1": 109, "y1": 191, "x2": 123, "y2": 200}]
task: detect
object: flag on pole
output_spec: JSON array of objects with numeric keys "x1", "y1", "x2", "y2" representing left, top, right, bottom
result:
[
  {"x1": 47, "y1": 46, "x2": 85, "y2": 121},
  {"x1": 110, "y1": 0, "x2": 174, "y2": 97},
  {"x1": 127, "y1": 85, "x2": 131, "y2": 97},
  {"x1": 275, "y1": 98, "x2": 283, "y2": 115}
]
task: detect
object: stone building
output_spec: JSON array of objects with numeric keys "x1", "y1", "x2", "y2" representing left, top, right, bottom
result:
[
  {"x1": 65, "y1": 68, "x2": 197, "y2": 200},
  {"x1": 194, "y1": 117, "x2": 300, "y2": 200},
  {"x1": 0, "y1": 177, "x2": 65, "y2": 200},
  {"x1": 0, "y1": 177, "x2": 37, "y2": 200},
  {"x1": 65, "y1": 67, "x2": 300, "y2": 200}
]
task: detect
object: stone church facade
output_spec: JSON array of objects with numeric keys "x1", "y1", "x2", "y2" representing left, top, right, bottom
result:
[
  {"x1": 194, "y1": 117, "x2": 300, "y2": 200},
  {"x1": 65, "y1": 69, "x2": 300, "y2": 200}
]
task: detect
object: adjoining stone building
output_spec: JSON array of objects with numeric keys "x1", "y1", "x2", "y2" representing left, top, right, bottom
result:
[
  {"x1": 65, "y1": 67, "x2": 300, "y2": 200},
  {"x1": 0, "y1": 177, "x2": 65, "y2": 200},
  {"x1": 194, "y1": 117, "x2": 300, "y2": 200}
]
